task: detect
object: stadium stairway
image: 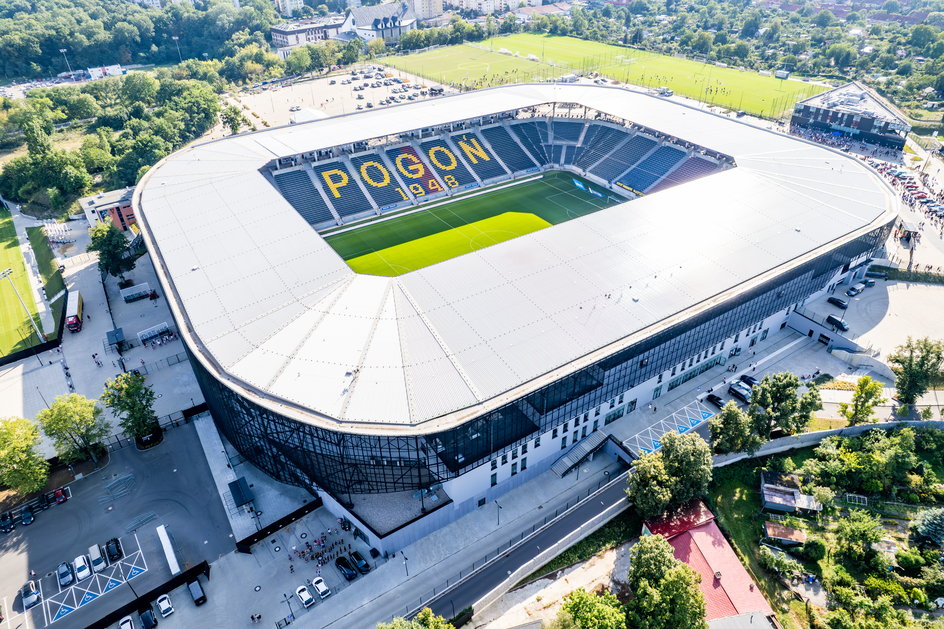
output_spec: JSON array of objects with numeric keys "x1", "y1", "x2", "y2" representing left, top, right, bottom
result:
[
  {"x1": 272, "y1": 168, "x2": 341, "y2": 227},
  {"x1": 606, "y1": 138, "x2": 661, "y2": 186},
  {"x1": 377, "y1": 150, "x2": 423, "y2": 202},
  {"x1": 450, "y1": 131, "x2": 510, "y2": 182},
  {"x1": 442, "y1": 135, "x2": 484, "y2": 185},
  {"x1": 340, "y1": 155, "x2": 381, "y2": 215},
  {"x1": 642, "y1": 150, "x2": 694, "y2": 194}
]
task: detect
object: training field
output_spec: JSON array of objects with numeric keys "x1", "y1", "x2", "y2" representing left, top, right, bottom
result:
[
  {"x1": 326, "y1": 171, "x2": 619, "y2": 276},
  {"x1": 384, "y1": 34, "x2": 827, "y2": 117},
  {"x1": 0, "y1": 208, "x2": 41, "y2": 356}
]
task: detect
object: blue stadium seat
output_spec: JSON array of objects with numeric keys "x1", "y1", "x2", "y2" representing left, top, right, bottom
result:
[
  {"x1": 311, "y1": 161, "x2": 373, "y2": 218},
  {"x1": 349, "y1": 153, "x2": 411, "y2": 210},
  {"x1": 647, "y1": 156, "x2": 721, "y2": 193},
  {"x1": 272, "y1": 169, "x2": 336, "y2": 225},
  {"x1": 588, "y1": 134, "x2": 657, "y2": 182},
  {"x1": 552, "y1": 121, "x2": 584, "y2": 143},
  {"x1": 480, "y1": 126, "x2": 538, "y2": 173},
  {"x1": 385, "y1": 145, "x2": 448, "y2": 199},
  {"x1": 449, "y1": 132, "x2": 509, "y2": 181},
  {"x1": 616, "y1": 146, "x2": 687, "y2": 194},
  {"x1": 574, "y1": 126, "x2": 630, "y2": 170},
  {"x1": 510, "y1": 121, "x2": 550, "y2": 165},
  {"x1": 550, "y1": 144, "x2": 563, "y2": 166},
  {"x1": 419, "y1": 138, "x2": 477, "y2": 188}
]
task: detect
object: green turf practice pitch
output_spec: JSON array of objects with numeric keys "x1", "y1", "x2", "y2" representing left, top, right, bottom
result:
[
  {"x1": 0, "y1": 207, "x2": 42, "y2": 356},
  {"x1": 325, "y1": 171, "x2": 619, "y2": 276},
  {"x1": 384, "y1": 34, "x2": 826, "y2": 118}
]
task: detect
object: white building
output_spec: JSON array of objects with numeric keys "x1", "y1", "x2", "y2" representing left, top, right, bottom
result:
[
  {"x1": 409, "y1": 0, "x2": 444, "y2": 20},
  {"x1": 274, "y1": 0, "x2": 304, "y2": 17},
  {"x1": 271, "y1": 16, "x2": 346, "y2": 56},
  {"x1": 338, "y1": 1, "x2": 418, "y2": 42}
]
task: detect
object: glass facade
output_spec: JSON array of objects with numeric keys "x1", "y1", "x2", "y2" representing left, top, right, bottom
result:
[{"x1": 190, "y1": 222, "x2": 892, "y2": 501}]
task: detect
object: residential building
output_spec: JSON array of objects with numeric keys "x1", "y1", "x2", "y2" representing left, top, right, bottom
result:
[
  {"x1": 274, "y1": 0, "x2": 304, "y2": 17},
  {"x1": 514, "y1": 1, "x2": 570, "y2": 21},
  {"x1": 271, "y1": 16, "x2": 346, "y2": 56},
  {"x1": 339, "y1": 1, "x2": 417, "y2": 42},
  {"x1": 409, "y1": 0, "x2": 444, "y2": 20}
]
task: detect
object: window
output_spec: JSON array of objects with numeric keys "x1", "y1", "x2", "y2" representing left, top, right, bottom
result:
[
  {"x1": 583, "y1": 413, "x2": 589, "y2": 423},
  {"x1": 652, "y1": 386, "x2": 662, "y2": 400},
  {"x1": 561, "y1": 437, "x2": 567, "y2": 449},
  {"x1": 534, "y1": 436, "x2": 541, "y2": 448},
  {"x1": 618, "y1": 394, "x2": 624, "y2": 404},
  {"x1": 592, "y1": 419, "x2": 599, "y2": 431},
  {"x1": 609, "y1": 399, "x2": 616, "y2": 409},
  {"x1": 491, "y1": 459, "x2": 497, "y2": 471},
  {"x1": 490, "y1": 473, "x2": 497, "y2": 487},
  {"x1": 572, "y1": 431, "x2": 578, "y2": 443},
  {"x1": 511, "y1": 463, "x2": 517, "y2": 476},
  {"x1": 512, "y1": 449, "x2": 518, "y2": 460},
  {"x1": 501, "y1": 454, "x2": 507, "y2": 465},
  {"x1": 478, "y1": 497, "x2": 486, "y2": 507},
  {"x1": 628, "y1": 399, "x2": 637, "y2": 412},
  {"x1": 657, "y1": 373, "x2": 663, "y2": 383},
  {"x1": 552, "y1": 428, "x2": 558, "y2": 439},
  {"x1": 605, "y1": 406, "x2": 625, "y2": 425},
  {"x1": 594, "y1": 407, "x2": 601, "y2": 417},
  {"x1": 563, "y1": 422, "x2": 569, "y2": 432},
  {"x1": 581, "y1": 426, "x2": 587, "y2": 438},
  {"x1": 521, "y1": 457, "x2": 527, "y2": 471},
  {"x1": 671, "y1": 366, "x2": 676, "y2": 376},
  {"x1": 521, "y1": 443, "x2": 528, "y2": 454}
]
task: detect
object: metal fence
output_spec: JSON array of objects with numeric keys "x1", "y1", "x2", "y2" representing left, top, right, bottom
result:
[{"x1": 104, "y1": 406, "x2": 208, "y2": 452}]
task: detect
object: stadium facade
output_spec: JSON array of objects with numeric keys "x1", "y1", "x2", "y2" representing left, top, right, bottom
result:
[{"x1": 135, "y1": 84, "x2": 898, "y2": 552}]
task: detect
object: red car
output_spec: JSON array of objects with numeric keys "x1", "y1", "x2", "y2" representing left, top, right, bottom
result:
[{"x1": 53, "y1": 488, "x2": 68, "y2": 504}]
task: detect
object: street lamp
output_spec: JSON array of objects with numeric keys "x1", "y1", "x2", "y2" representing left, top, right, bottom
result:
[
  {"x1": 495, "y1": 500, "x2": 503, "y2": 526},
  {"x1": 402, "y1": 553, "x2": 409, "y2": 577},
  {"x1": 171, "y1": 36, "x2": 182, "y2": 63},
  {"x1": 1, "y1": 268, "x2": 45, "y2": 343},
  {"x1": 58, "y1": 49, "x2": 73, "y2": 78},
  {"x1": 281, "y1": 592, "x2": 295, "y2": 619}
]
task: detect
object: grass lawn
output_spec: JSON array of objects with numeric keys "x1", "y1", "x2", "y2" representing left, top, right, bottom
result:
[
  {"x1": 325, "y1": 171, "x2": 618, "y2": 275},
  {"x1": 0, "y1": 207, "x2": 42, "y2": 355},
  {"x1": 385, "y1": 34, "x2": 827, "y2": 118},
  {"x1": 26, "y1": 226, "x2": 65, "y2": 299}
]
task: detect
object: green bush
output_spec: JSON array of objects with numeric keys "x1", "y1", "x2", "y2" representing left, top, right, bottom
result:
[
  {"x1": 864, "y1": 576, "x2": 909, "y2": 604},
  {"x1": 799, "y1": 537, "x2": 827, "y2": 562},
  {"x1": 824, "y1": 564, "x2": 856, "y2": 589},
  {"x1": 897, "y1": 548, "x2": 926, "y2": 575}
]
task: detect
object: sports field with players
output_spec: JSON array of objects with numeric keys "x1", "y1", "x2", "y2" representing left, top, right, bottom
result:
[
  {"x1": 0, "y1": 207, "x2": 42, "y2": 355},
  {"x1": 325, "y1": 171, "x2": 619, "y2": 276},
  {"x1": 384, "y1": 33, "x2": 827, "y2": 118}
]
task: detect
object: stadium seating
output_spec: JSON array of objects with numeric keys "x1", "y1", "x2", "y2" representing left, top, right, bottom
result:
[
  {"x1": 550, "y1": 144, "x2": 563, "y2": 166},
  {"x1": 350, "y1": 153, "x2": 410, "y2": 210},
  {"x1": 616, "y1": 145, "x2": 686, "y2": 193},
  {"x1": 311, "y1": 161, "x2": 374, "y2": 218},
  {"x1": 551, "y1": 121, "x2": 584, "y2": 144},
  {"x1": 273, "y1": 169, "x2": 336, "y2": 225},
  {"x1": 588, "y1": 134, "x2": 657, "y2": 183},
  {"x1": 480, "y1": 125, "x2": 538, "y2": 173},
  {"x1": 385, "y1": 145, "x2": 447, "y2": 198},
  {"x1": 419, "y1": 139, "x2": 477, "y2": 188},
  {"x1": 574, "y1": 126, "x2": 630, "y2": 170},
  {"x1": 450, "y1": 132, "x2": 509, "y2": 181},
  {"x1": 509, "y1": 121, "x2": 550, "y2": 165},
  {"x1": 647, "y1": 156, "x2": 721, "y2": 193}
]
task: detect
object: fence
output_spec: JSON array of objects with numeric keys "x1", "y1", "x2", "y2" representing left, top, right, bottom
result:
[
  {"x1": 122, "y1": 350, "x2": 188, "y2": 377},
  {"x1": 0, "y1": 286, "x2": 69, "y2": 368},
  {"x1": 104, "y1": 405, "x2": 208, "y2": 452}
]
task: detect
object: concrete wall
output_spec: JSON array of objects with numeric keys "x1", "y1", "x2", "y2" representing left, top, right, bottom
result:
[{"x1": 830, "y1": 348, "x2": 896, "y2": 381}]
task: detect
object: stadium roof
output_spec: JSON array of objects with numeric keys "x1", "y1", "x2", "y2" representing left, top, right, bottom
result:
[{"x1": 135, "y1": 83, "x2": 898, "y2": 435}]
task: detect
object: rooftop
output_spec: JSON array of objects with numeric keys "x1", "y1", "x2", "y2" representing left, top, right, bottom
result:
[
  {"x1": 271, "y1": 15, "x2": 345, "y2": 31},
  {"x1": 643, "y1": 500, "x2": 714, "y2": 540},
  {"x1": 135, "y1": 83, "x2": 898, "y2": 436},
  {"x1": 798, "y1": 81, "x2": 910, "y2": 128},
  {"x1": 763, "y1": 521, "x2": 807, "y2": 543},
  {"x1": 80, "y1": 187, "x2": 134, "y2": 210}
]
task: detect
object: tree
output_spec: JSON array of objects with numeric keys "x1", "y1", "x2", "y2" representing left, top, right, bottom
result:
[
  {"x1": 220, "y1": 105, "x2": 244, "y2": 135},
  {"x1": 812, "y1": 9, "x2": 837, "y2": 27},
  {"x1": 748, "y1": 372, "x2": 822, "y2": 438},
  {"x1": 558, "y1": 588, "x2": 624, "y2": 629},
  {"x1": 710, "y1": 401, "x2": 761, "y2": 453},
  {"x1": 887, "y1": 337, "x2": 944, "y2": 406},
  {"x1": 88, "y1": 219, "x2": 135, "y2": 279},
  {"x1": 626, "y1": 535, "x2": 707, "y2": 629},
  {"x1": 627, "y1": 432, "x2": 712, "y2": 518},
  {"x1": 914, "y1": 507, "x2": 944, "y2": 546},
  {"x1": 120, "y1": 72, "x2": 159, "y2": 106},
  {"x1": 36, "y1": 393, "x2": 110, "y2": 465},
  {"x1": 835, "y1": 509, "x2": 882, "y2": 561},
  {"x1": 376, "y1": 608, "x2": 454, "y2": 629},
  {"x1": 839, "y1": 376, "x2": 887, "y2": 425},
  {"x1": 627, "y1": 452, "x2": 674, "y2": 517},
  {"x1": 0, "y1": 417, "x2": 49, "y2": 495},
  {"x1": 284, "y1": 46, "x2": 313, "y2": 75},
  {"x1": 101, "y1": 372, "x2": 160, "y2": 441},
  {"x1": 367, "y1": 37, "x2": 387, "y2": 58}
]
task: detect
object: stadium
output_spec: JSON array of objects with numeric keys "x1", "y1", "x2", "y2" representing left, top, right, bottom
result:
[{"x1": 135, "y1": 83, "x2": 897, "y2": 551}]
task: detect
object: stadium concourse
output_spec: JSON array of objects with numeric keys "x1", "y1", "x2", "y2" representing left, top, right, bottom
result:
[{"x1": 135, "y1": 83, "x2": 899, "y2": 555}]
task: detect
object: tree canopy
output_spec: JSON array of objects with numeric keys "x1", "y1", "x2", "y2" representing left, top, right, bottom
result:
[
  {"x1": 0, "y1": 416, "x2": 49, "y2": 495},
  {"x1": 626, "y1": 431, "x2": 712, "y2": 518},
  {"x1": 101, "y1": 372, "x2": 160, "y2": 440},
  {"x1": 625, "y1": 534, "x2": 708, "y2": 629},
  {"x1": 747, "y1": 372, "x2": 822, "y2": 438},
  {"x1": 36, "y1": 393, "x2": 109, "y2": 464}
]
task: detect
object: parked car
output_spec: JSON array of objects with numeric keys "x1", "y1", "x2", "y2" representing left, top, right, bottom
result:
[
  {"x1": 863, "y1": 278, "x2": 876, "y2": 287},
  {"x1": 296, "y1": 585, "x2": 315, "y2": 608},
  {"x1": 139, "y1": 607, "x2": 158, "y2": 629},
  {"x1": 335, "y1": 556, "x2": 357, "y2": 581},
  {"x1": 1, "y1": 511, "x2": 15, "y2": 533},
  {"x1": 20, "y1": 581, "x2": 40, "y2": 609},
  {"x1": 704, "y1": 393, "x2": 724, "y2": 409},
  {"x1": 349, "y1": 550, "x2": 371, "y2": 574},
  {"x1": 826, "y1": 314, "x2": 849, "y2": 331},
  {"x1": 311, "y1": 576, "x2": 331, "y2": 599},
  {"x1": 20, "y1": 505, "x2": 34, "y2": 525},
  {"x1": 35, "y1": 494, "x2": 52, "y2": 511},
  {"x1": 119, "y1": 616, "x2": 135, "y2": 629},
  {"x1": 728, "y1": 382, "x2": 752, "y2": 404},
  {"x1": 739, "y1": 374, "x2": 759, "y2": 388},
  {"x1": 105, "y1": 537, "x2": 124, "y2": 562},
  {"x1": 57, "y1": 561, "x2": 74, "y2": 587},
  {"x1": 156, "y1": 594, "x2": 174, "y2": 617},
  {"x1": 827, "y1": 296, "x2": 848, "y2": 309},
  {"x1": 53, "y1": 488, "x2": 68, "y2": 504},
  {"x1": 73, "y1": 555, "x2": 92, "y2": 581}
]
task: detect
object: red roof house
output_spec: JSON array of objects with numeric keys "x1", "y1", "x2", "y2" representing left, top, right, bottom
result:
[{"x1": 642, "y1": 502, "x2": 774, "y2": 622}]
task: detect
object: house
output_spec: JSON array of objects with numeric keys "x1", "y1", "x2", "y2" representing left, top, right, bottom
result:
[
  {"x1": 642, "y1": 501, "x2": 775, "y2": 624},
  {"x1": 760, "y1": 471, "x2": 823, "y2": 514},
  {"x1": 763, "y1": 521, "x2": 807, "y2": 545},
  {"x1": 513, "y1": 2, "x2": 570, "y2": 21},
  {"x1": 408, "y1": 0, "x2": 444, "y2": 20},
  {"x1": 338, "y1": 2, "x2": 417, "y2": 42},
  {"x1": 271, "y1": 16, "x2": 345, "y2": 57},
  {"x1": 79, "y1": 188, "x2": 136, "y2": 231},
  {"x1": 274, "y1": 0, "x2": 304, "y2": 16}
]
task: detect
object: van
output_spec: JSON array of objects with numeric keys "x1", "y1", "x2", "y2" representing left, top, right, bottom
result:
[
  {"x1": 845, "y1": 283, "x2": 865, "y2": 297},
  {"x1": 826, "y1": 314, "x2": 849, "y2": 331},
  {"x1": 187, "y1": 579, "x2": 207, "y2": 606},
  {"x1": 89, "y1": 544, "x2": 107, "y2": 573},
  {"x1": 65, "y1": 291, "x2": 84, "y2": 332}
]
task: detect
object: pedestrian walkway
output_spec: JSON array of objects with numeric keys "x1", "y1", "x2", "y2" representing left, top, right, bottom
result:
[{"x1": 6, "y1": 204, "x2": 56, "y2": 334}]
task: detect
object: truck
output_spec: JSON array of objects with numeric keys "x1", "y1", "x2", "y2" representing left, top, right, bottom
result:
[{"x1": 65, "y1": 291, "x2": 83, "y2": 332}]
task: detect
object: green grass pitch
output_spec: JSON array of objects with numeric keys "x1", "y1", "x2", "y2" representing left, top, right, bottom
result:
[
  {"x1": 384, "y1": 34, "x2": 827, "y2": 118},
  {"x1": 0, "y1": 207, "x2": 42, "y2": 356},
  {"x1": 325, "y1": 171, "x2": 619, "y2": 276}
]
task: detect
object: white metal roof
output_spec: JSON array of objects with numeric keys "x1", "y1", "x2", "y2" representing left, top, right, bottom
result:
[{"x1": 135, "y1": 83, "x2": 898, "y2": 435}]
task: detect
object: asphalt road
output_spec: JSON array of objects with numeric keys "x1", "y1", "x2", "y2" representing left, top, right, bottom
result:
[{"x1": 423, "y1": 478, "x2": 631, "y2": 620}]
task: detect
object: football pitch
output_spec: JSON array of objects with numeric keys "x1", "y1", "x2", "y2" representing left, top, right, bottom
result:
[
  {"x1": 0, "y1": 207, "x2": 42, "y2": 356},
  {"x1": 384, "y1": 34, "x2": 827, "y2": 118},
  {"x1": 325, "y1": 171, "x2": 619, "y2": 276}
]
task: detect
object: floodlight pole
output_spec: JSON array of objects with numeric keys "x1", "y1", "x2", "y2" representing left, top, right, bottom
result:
[
  {"x1": 1, "y1": 268, "x2": 45, "y2": 343},
  {"x1": 59, "y1": 49, "x2": 73, "y2": 77},
  {"x1": 172, "y1": 36, "x2": 182, "y2": 63}
]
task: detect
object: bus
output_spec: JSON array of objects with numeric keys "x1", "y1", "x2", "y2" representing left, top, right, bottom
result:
[
  {"x1": 156, "y1": 524, "x2": 181, "y2": 576},
  {"x1": 65, "y1": 291, "x2": 83, "y2": 332}
]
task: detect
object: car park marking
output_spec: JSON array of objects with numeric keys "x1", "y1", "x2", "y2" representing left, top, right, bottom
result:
[{"x1": 43, "y1": 535, "x2": 147, "y2": 625}]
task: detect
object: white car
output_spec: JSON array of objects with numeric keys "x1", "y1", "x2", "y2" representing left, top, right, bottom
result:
[
  {"x1": 156, "y1": 594, "x2": 174, "y2": 617},
  {"x1": 296, "y1": 585, "x2": 315, "y2": 608},
  {"x1": 73, "y1": 555, "x2": 92, "y2": 581},
  {"x1": 119, "y1": 616, "x2": 135, "y2": 629},
  {"x1": 311, "y1": 576, "x2": 331, "y2": 599}
]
